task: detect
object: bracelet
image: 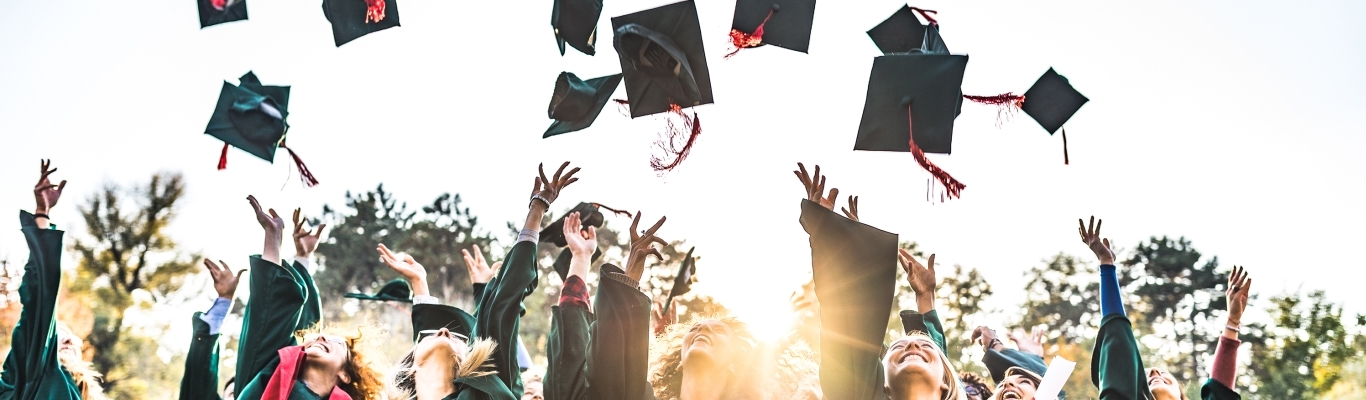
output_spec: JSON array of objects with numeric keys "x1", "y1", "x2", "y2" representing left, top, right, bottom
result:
[
  {"x1": 1225, "y1": 324, "x2": 1240, "y2": 333},
  {"x1": 530, "y1": 194, "x2": 551, "y2": 209},
  {"x1": 988, "y1": 338, "x2": 1003, "y2": 350},
  {"x1": 33, "y1": 213, "x2": 49, "y2": 219}
]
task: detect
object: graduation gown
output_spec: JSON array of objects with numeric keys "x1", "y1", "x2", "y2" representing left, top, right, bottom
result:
[
  {"x1": 232, "y1": 255, "x2": 332, "y2": 400},
  {"x1": 1200, "y1": 379, "x2": 1239, "y2": 400},
  {"x1": 800, "y1": 200, "x2": 899, "y2": 400},
  {"x1": 1090, "y1": 314, "x2": 1151, "y2": 400},
  {"x1": 545, "y1": 265, "x2": 656, "y2": 400},
  {"x1": 179, "y1": 312, "x2": 223, "y2": 400},
  {"x1": 0, "y1": 211, "x2": 83, "y2": 400}
]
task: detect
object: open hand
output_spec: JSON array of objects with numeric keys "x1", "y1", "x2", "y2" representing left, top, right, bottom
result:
[
  {"x1": 1010, "y1": 325, "x2": 1048, "y2": 357},
  {"x1": 971, "y1": 326, "x2": 1005, "y2": 352},
  {"x1": 378, "y1": 244, "x2": 427, "y2": 283},
  {"x1": 531, "y1": 162, "x2": 581, "y2": 208},
  {"x1": 1078, "y1": 216, "x2": 1115, "y2": 265},
  {"x1": 248, "y1": 195, "x2": 285, "y2": 235},
  {"x1": 34, "y1": 159, "x2": 67, "y2": 214},
  {"x1": 1225, "y1": 266, "x2": 1252, "y2": 327},
  {"x1": 899, "y1": 249, "x2": 936, "y2": 296},
  {"x1": 203, "y1": 259, "x2": 246, "y2": 300},
  {"x1": 563, "y1": 212, "x2": 598, "y2": 258},
  {"x1": 624, "y1": 212, "x2": 667, "y2": 282},
  {"x1": 292, "y1": 208, "x2": 326, "y2": 259},
  {"x1": 462, "y1": 245, "x2": 501, "y2": 284},
  {"x1": 652, "y1": 297, "x2": 677, "y2": 336},
  {"x1": 840, "y1": 195, "x2": 859, "y2": 222},
  {"x1": 794, "y1": 163, "x2": 838, "y2": 210}
]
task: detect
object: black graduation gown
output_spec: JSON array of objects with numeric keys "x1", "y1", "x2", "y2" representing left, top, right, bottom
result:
[
  {"x1": 545, "y1": 264, "x2": 656, "y2": 400},
  {"x1": 1200, "y1": 379, "x2": 1239, "y2": 400},
  {"x1": 178, "y1": 311, "x2": 223, "y2": 400},
  {"x1": 800, "y1": 199, "x2": 899, "y2": 400},
  {"x1": 0, "y1": 211, "x2": 83, "y2": 400},
  {"x1": 1090, "y1": 314, "x2": 1151, "y2": 400}
]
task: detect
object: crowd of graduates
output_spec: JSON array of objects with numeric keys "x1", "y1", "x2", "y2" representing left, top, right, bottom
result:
[{"x1": 5, "y1": 159, "x2": 1254, "y2": 400}]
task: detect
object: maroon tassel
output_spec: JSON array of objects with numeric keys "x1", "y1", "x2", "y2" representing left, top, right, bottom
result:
[
  {"x1": 726, "y1": 9, "x2": 775, "y2": 59},
  {"x1": 613, "y1": 98, "x2": 631, "y2": 117},
  {"x1": 1062, "y1": 128, "x2": 1070, "y2": 165},
  {"x1": 963, "y1": 93, "x2": 1025, "y2": 126},
  {"x1": 650, "y1": 104, "x2": 701, "y2": 173},
  {"x1": 282, "y1": 146, "x2": 319, "y2": 187},
  {"x1": 907, "y1": 105, "x2": 965, "y2": 199},
  {"x1": 592, "y1": 203, "x2": 634, "y2": 218},
  {"x1": 217, "y1": 143, "x2": 230, "y2": 170},
  {"x1": 909, "y1": 6, "x2": 939, "y2": 26}
]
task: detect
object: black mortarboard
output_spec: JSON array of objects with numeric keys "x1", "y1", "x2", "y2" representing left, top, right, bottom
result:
[
  {"x1": 1021, "y1": 68, "x2": 1088, "y2": 135},
  {"x1": 545, "y1": 72, "x2": 623, "y2": 138},
  {"x1": 541, "y1": 202, "x2": 608, "y2": 247},
  {"x1": 322, "y1": 0, "x2": 400, "y2": 47},
  {"x1": 610, "y1": 0, "x2": 714, "y2": 118},
  {"x1": 198, "y1": 0, "x2": 248, "y2": 28},
  {"x1": 344, "y1": 278, "x2": 413, "y2": 303},
  {"x1": 854, "y1": 54, "x2": 967, "y2": 154},
  {"x1": 552, "y1": 0, "x2": 603, "y2": 56},
  {"x1": 866, "y1": 5, "x2": 948, "y2": 55},
  {"x1": 411, "y1": 304, "x2": 476, "y2": 342},
  {"x1": 730, "y1": 0, "x2": 818, "y2": 54},
  {"x1": 663, "y1": 246, "x2": 696, "y2": 312},
  {"x1": 205, "y1": 71, "x2": 291, "y2": 163}
]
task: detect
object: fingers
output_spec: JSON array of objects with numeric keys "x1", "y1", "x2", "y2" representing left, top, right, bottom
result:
[
  {"x1": 1087, "y1": 216, "x2": 1095, "y2": 237},
  {"x1": 268, "y1": 208, "x2": 280, "y2": 221},
  {"x1": 1103, "y1": 238, "x2": 1111, "y2": 249},
  {"x1": 564, "y1": 212, "x2": 580, "y2": 236},
  {"x1": 313, "y1": 224, "x2": 326, "y2": 238},
  {"x1": 824, "y1": 187, "x2": 839, "y2": 206},
  {"x1": 644, "y1": 215, "x2": 667, "y2": 236},
  {"x1": 248, "y1": 195, "x2": 262, "y2": 212},
  {"x1": 461, "y1": 249, "x2": 475, "y2": 268},
  {"x1": 649, "y1": 236, "x2": 668, "y2": 249},
  {"x1": 649, "y1": 248, "x2": 664, "y2": 261},
  {"x1": 897, "y1": 249, "x2": 912, "y2": 271},
  {"x1": 584, "y1": 226, "x2": 597, "y2": 241},
  {"x1": 473, "y1": 244, "x2": 485, "y2": 265},
  {"x1": 1242, "y1": 278, "x2": 1252, "y2": 296},
  {"x1": 293, "y1": 208, "x2": 302, "y2": 226},
  {"x1": 629, "y1": 212, "x2": 642, "y2": 241},
  {"x1": 491, "y1": 261, "x2": 503, "y2": 270},
  {"x1": 234, "y1": 268, "x2": 247, "y2": 279},
  {"x1": 552, "y1": 161, "x2": 569, "y2": 185},
  {"x1": 56, "y1": 180, "x2": 66, "y2": 193},
  {"x1": 1095, "y1": 218, "x2": 1103, "y2": 238},
  {"x1": 538, "y1": 163, "x2": 550, "y2": 192},
  {"x1": 378, "y1": 243, "x2": 395, "y2": 259},
  {"x1": 926, "y1": 254, "x2": 937, "y2": 272}
]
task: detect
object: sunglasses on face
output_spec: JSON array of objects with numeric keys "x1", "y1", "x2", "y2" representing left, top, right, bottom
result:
[
  {"x1": 417, "y1": 330, "x2": 469, "y2": 342},
  {"x1": 963, "y1": 385, "x2": 982, "y2": 397}
]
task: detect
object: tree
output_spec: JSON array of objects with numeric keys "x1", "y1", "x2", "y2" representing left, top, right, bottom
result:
[
  {"x1": 882, "y1": 241, "x2": 994, "y2": 376},
  {"x1": 1016, "y1": 253, "x2": 1101, "y2": 344},
  {"x1": 1246, "y1": 291, "x2": 1362, "y2": 400},
  {"x1": 68, "y1": 172, "x2": 199, "y2": 398},
  {"x1": 1124, "y1": 236, "x2": 1226, "y2": 386}
]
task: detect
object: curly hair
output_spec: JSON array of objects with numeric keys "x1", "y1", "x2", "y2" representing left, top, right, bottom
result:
[
  {"x1": 386, "y1": 336, "x2": 500, "y2": 400},
  {"x1": 295, "y1": 325, "x2": 387, "y2": 400},
  {"x1": 648, "y1": 316, "x2": 819, "y2": 400},
  {"x1": 959, "y1": 371, "x2": 992, "y2": 399}
]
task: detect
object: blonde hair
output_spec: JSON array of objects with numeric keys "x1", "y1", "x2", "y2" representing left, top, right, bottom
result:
[
  {"x1": 294, "y1": 325, "x2": 386, "y2": 400},
  {"x1": 55, "y1": 324, "x2": 107, "y2": 400},
  {"x1": 884, "y1": 331, "x2": 966, "y2": 400},
  {"x1": 385, "y1": 336, "x2": 500, "y2": 400},
  {"x1": 648, "y1": 316, "x2": 819, "y2": 400}
]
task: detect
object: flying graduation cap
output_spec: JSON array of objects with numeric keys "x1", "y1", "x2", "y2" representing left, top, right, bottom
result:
[
  {"x1": 552, "y1": 0, "x2": 603, "y2": 56},
  {"x1": 323, "y1": 0, "x2": 400, "y2": 47},
  {"x1": 542, "y1": 202, "x2": 632, "y2": 281},
  {"x1": 610, "y1": 0, "x2": 713, "y2": 172},
  {"x1": 545, "y1": 72, "x2": 623, "y2": 138},
  {"x1": 204, "y1": 71, "x2": 319, "y2": 186},
  {"x1": 1021, "y1": 68, "x2": 1088, "y2": 164},
  {"x1": 198, "y1": 0, "x2": 248, "y2": 28},
  {"x1": 854, "y1": 53, "x2": 970, "y2": 199},
  {"x1": 344, "y1": 278, "x2": 413, "y2": 303},
  {"x1": 727, "y1": 0, "x2": 817, "y2": 58},
  {"x1": 866, "y1": 5, "x2": 947, "y2": 55},
  {"x1": 662, "y1": 246, "x2": 696, "y2": 313}
]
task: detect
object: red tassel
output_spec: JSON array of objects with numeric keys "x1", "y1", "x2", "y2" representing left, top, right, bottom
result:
[
  {"x1": 217, "y1": 143, "x2": 230, "y2": 170},
  {"x1": 963, "y1": 93, "x2": 1025, "y2": 126},
  {"x1": 592, "y1": 203, "x2": 634, "y2": 218},
  {"x1": 613, "y1": 99, "x2": 631, "y2": 117},
  {"x1": 909, "y1": 7, "x2": 939, "y2": 26},
  {"x1": 650, "y1": 104, "x2": 701, "y2": 173},
  {"x1": 282, "y1": 146, "x2": 320, "y2": 187},
  {"x1": 1061, "y1": 127, "x2": 1070, "y2": 165},
  {"x1": 725, "y1": 9, "x2": 775, "y2": 59},
  {"x1": 907, "y1": 105, "x2": 965, "y2": 199},
  {"x1": 211, "y1": 0, "x2": 227, "y2": 10},
  {"x1": 364, "y1": 0, "x2": 385, "y2": 23}
]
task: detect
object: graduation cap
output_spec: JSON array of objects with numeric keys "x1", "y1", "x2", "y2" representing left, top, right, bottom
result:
[
  {"x1": 344, "y1": 278, "x2": 413, "y2": 303},
  {"x1": 727, "y1": 0, "x2": 817, "y2": 58},
  {"x1": 203, "y1": 71, "x2": 319, "y2": 186},
  {"x1": 541, "y1": 202, "x2": 631, "y2": 246},
  {"x1": 198, "y1": 0, "x2": 248, "y2": 28},
  {"x1": 854, "y1": 54, "x2": 969, "y2": 199},
  {"x1": 1021, "y1": 68, "x2": 1088, "y2": 164},
  {"x1": 866, "y1": 5, "x2": 947, "y2": 55},
  {"x1": 545, "y1": 72, "x2": 623, "y2": 138},
  {"x1": 662, "y1": 247, "x2": 696, "y2": 313},
  {"x1": 552, "y1": 0, "x2": 603, "y2": 56},
  {"x1": 611, "y1": 0, "x2": 713, "y2": 118},
  {"x1": 322, "y1": 0, "x2": 400, "y2": 47}
]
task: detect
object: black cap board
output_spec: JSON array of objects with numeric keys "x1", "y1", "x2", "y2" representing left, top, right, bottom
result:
[
  {"x1": 204, "y1": 71, "x2": 291, "y2": 163},
  {"x1": 663, "y1": 246, "x2": 696, "y2": 312},
  {"x1": 344, "y1": 278, "x2": 413, "y2": 303},
  {"x1": 731, "y1": 0, "x2": 818, "y2": 53},
  {"x1": 610, "y1": 0, "x2": 714, "y2": 118},
  {"x1": 866, "y1": 5, "x2": 948, "y2": 55},
  {"x1": 552, "y1": 0, "x2": 603, "y2": 56},
  {"x1": 545, "y1": 72, "x2": 623, "y2": 138},
  {"x1": 1021, "y1": 68, "x2": 1088, "y2": 135},
  {"x1": 198, "y1": 0, "x2": 248, "y2": 28},
  {"x1": 854, "y1": 54, "x2": 968, "y2": 155},
  {"x1": 323, "y1": 0, "x2": 400, "y2": 47}
]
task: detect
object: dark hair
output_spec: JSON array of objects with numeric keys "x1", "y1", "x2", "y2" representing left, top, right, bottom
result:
[{"x1": 959, "y1": 372, "x2": 992, "y2": 399}]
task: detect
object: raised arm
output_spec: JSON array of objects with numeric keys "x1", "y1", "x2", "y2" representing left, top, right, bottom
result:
[
  {"x1": 897, "y1": 250, "x2": 948, "y2": 351},
  {"x1": 545, "y1": 212, "x2": 598, "y2": 400},
  {"x1": 1081, "y1": 216, "x2": 1149, "y2": 400},
  {"x1": 462, "y1": 244, "x2": 501, "y2": 305},
  {"x1": 2, "y1": 160, "x2": 71, "y2": 397},
  {"x1": 179, "y1": 259, "x2": 245, "y2": 400},
  {"x1": 233, "y1": 196, "x2": 308, "y2": 392},
  {"x1": 1204, "y1": 267, "x2": 1251, "y2": 398},
  {"x1": 290, "y1": 208, "x2": 326, "y2": 332},
  {"x1": 586, "y1": 211, "x2": 664, "y2": 400}
]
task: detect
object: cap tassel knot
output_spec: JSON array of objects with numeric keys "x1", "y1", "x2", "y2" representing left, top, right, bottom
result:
[
  {"x1": 281, "y1": 145, "x2": 320, "y2": 187},
  {"x1": 651, "y1": 104, "x2": 701, "y2": 173},
  {"x1": 725, "y1": 8, "x2": 775, "y2": 59},
  {"x1": 211, "y1": 0, "x2": 227, "y2": 11},
  {"x1": 217, "y1": 143, "x2": 230, "y2": 170},
  {"x1": 963, "y1": 93, "x2": 1025, "y2": 126},
  {"x1": 1061, "y1": 127, "x2": 1070, "y2": 165},
  {"x1": 364, "y1": 0, "x2": 386, "y2": 23},
  {"x1": 909, "y1": 6, "x2": 939, "y2": 26},
  {"x1": 907, "y1": 105, "x2": 965, "y2": 199}
]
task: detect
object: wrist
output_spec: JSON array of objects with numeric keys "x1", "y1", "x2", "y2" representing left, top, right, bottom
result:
[
  {"x1": 915, "y1": 296, "x2": 934, "y2": 314},
  {"x1": 410, "y1": 278, "x2": 430, "y2": 296}
]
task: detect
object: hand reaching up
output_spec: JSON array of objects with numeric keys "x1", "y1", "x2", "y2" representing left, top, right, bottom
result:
[
  {"x1": 1225, "y1": 266, "x2": 1252, "y2": 328},
  {"x1": 652, "y1": 297, "x2": 677, "y2": 336},
  {"x1": 1078, "y1": 216, "x2": 1115, "y2": 265},
  {"x1": 794, "y1": 163, "x2": 838, "y2": 211},
  {"x1": 292, "y1": 208, "x2": 326, "y2": 259},
  {"x1": 33, "y1": 159, "x2": 67, "y2": 215},
  {"x1": 971, "y1": 326, "x2": 1005, "y2": 352},
  {"x1": 624, "y1": 212, "x2": 667, "y2": 282},
  {"x1": 378, "y1": 244, "x2": 427, "y2": 285},
  {"x1": 563, "y1": 212, "x2": 598, "y2": 258},
  {"x1": 1010, "y1": 325, "x2": 1048, "y2": 357},
  {"x1": 248, "y1": 195, "x2": 285, "y2": 264},
  {"x1": 462, "y1": 245, "x2": 501, "y2": 284},
  {"x1": 899, "y1": 249, "x2": 937, "y2": 313},
  {"x1": 203, "y1": 259, "x2": 246, "y2": 300},
  {"x1": 531, "y1": 161, "x2": 581, "y2": 209},
  {"x1": 840, "y1": 195, "x2": 859, "y2": 222}
]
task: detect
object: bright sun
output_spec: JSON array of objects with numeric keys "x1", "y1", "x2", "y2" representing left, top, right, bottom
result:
[{"x1": 728, "y1": 301, "x2": 798, "y2": 343}]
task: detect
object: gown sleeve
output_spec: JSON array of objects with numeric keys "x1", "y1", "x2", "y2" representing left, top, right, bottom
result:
[
  {"x1": 178, "y1": 312, "x2": 222, "y2": 400},
  {"x1": 290, "y1": 259, "x2": 322, "y2": 333},
  {"x1": 472, "y1": 241, "x2": 539, "y2": 396},
  {"x1": 800, "y1": 200, "x2": 899, "y2": 400},
  {"x1": 232, "y1": 256, "x2": 307, "y2": 400},
  {"x1": 587, "y1": 265, "x2": 655, "y2": 400},
  {"x1": 0, "y1": 211, "x2": 82, "y2": 400},
  {"x1": 1091, "y1": 314, "x2": 1150, "y2": 400},
  {"x1": 545, "y1": 276, "x2": 592, "y2": 400},
  {"x1": 898, "y1": 310, "x2": 947, "y2": 351}
]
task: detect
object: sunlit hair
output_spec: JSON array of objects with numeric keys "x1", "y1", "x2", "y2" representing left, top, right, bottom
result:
[
  {"x1": 56, "y1": 324, "x2": 107, "y2": 400},
  {"x1": 883, "y1": 331, "x2": 966, "y2": 400},
  {"x1": 385, "y1": 335, "x2": 499, "y2": 400},
  {"x1": 1146, "y1": 368, "x2": 1190, "y2": 400},
  {"x1": 649, "y1": 315, "x2": 818, "y2": 400},
  {"x1": 294, "y1": 325, "x2": 386, "y2": 400}
]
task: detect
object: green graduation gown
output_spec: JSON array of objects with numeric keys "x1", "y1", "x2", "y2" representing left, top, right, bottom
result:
[
  {"x1": 1090, "y1": 314, "x2": 1151, "y2": 400},
  {"x1": 545, "y1": 264, "x2": 656, "y2": 400},
  {"x1": 179, "y1": 311, "x2": 223, "y2": 400},
  {"x1": 801, "y1": 199, "x2": 899, "y2": 400},
  {"x1": 1200, "y1": 379, "x2": 1239, "y2": 400},
  {"x1": 232, "y1": 255, "x2": 329, "y2": 400},
  {"x1": 0, "y1": 211, "x2": 83, "y2": 400}
]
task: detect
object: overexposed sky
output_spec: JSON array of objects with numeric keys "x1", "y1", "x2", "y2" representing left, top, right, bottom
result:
[{"x1": 1, "y1": 0, "x2": 1364, "y2": 348}]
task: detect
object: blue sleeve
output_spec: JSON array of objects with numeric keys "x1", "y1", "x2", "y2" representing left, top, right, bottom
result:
[{"x1": 1100, "y1": 264, "x2": 1126, "y2": 317}]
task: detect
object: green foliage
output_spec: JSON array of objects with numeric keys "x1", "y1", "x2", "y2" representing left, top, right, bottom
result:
[
  {"x1": 1246, "y1": 291, "x2": 1361, "y2": 399},
  {"x1": 881, "y1": 241, "x2": 994, "y2": 376},
  {"x1": 1016, "y1": 253, "x2": 1100, "y2": 343},
  {"x1": 67, "y1": 172, "x2": 199, "y2": 399},
  {"x1": 1123, "y1": 236, "x2": 1228, "y2": 386}
]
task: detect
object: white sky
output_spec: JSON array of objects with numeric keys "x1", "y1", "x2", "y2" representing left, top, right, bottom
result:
[{"x1": 1, "y1": 0, "x2": 1364, "y2": 349}]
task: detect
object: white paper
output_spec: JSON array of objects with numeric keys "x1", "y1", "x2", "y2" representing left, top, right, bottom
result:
[{"x1": 1033, "y1": 356, "x2": 1076, "y2": 400}]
